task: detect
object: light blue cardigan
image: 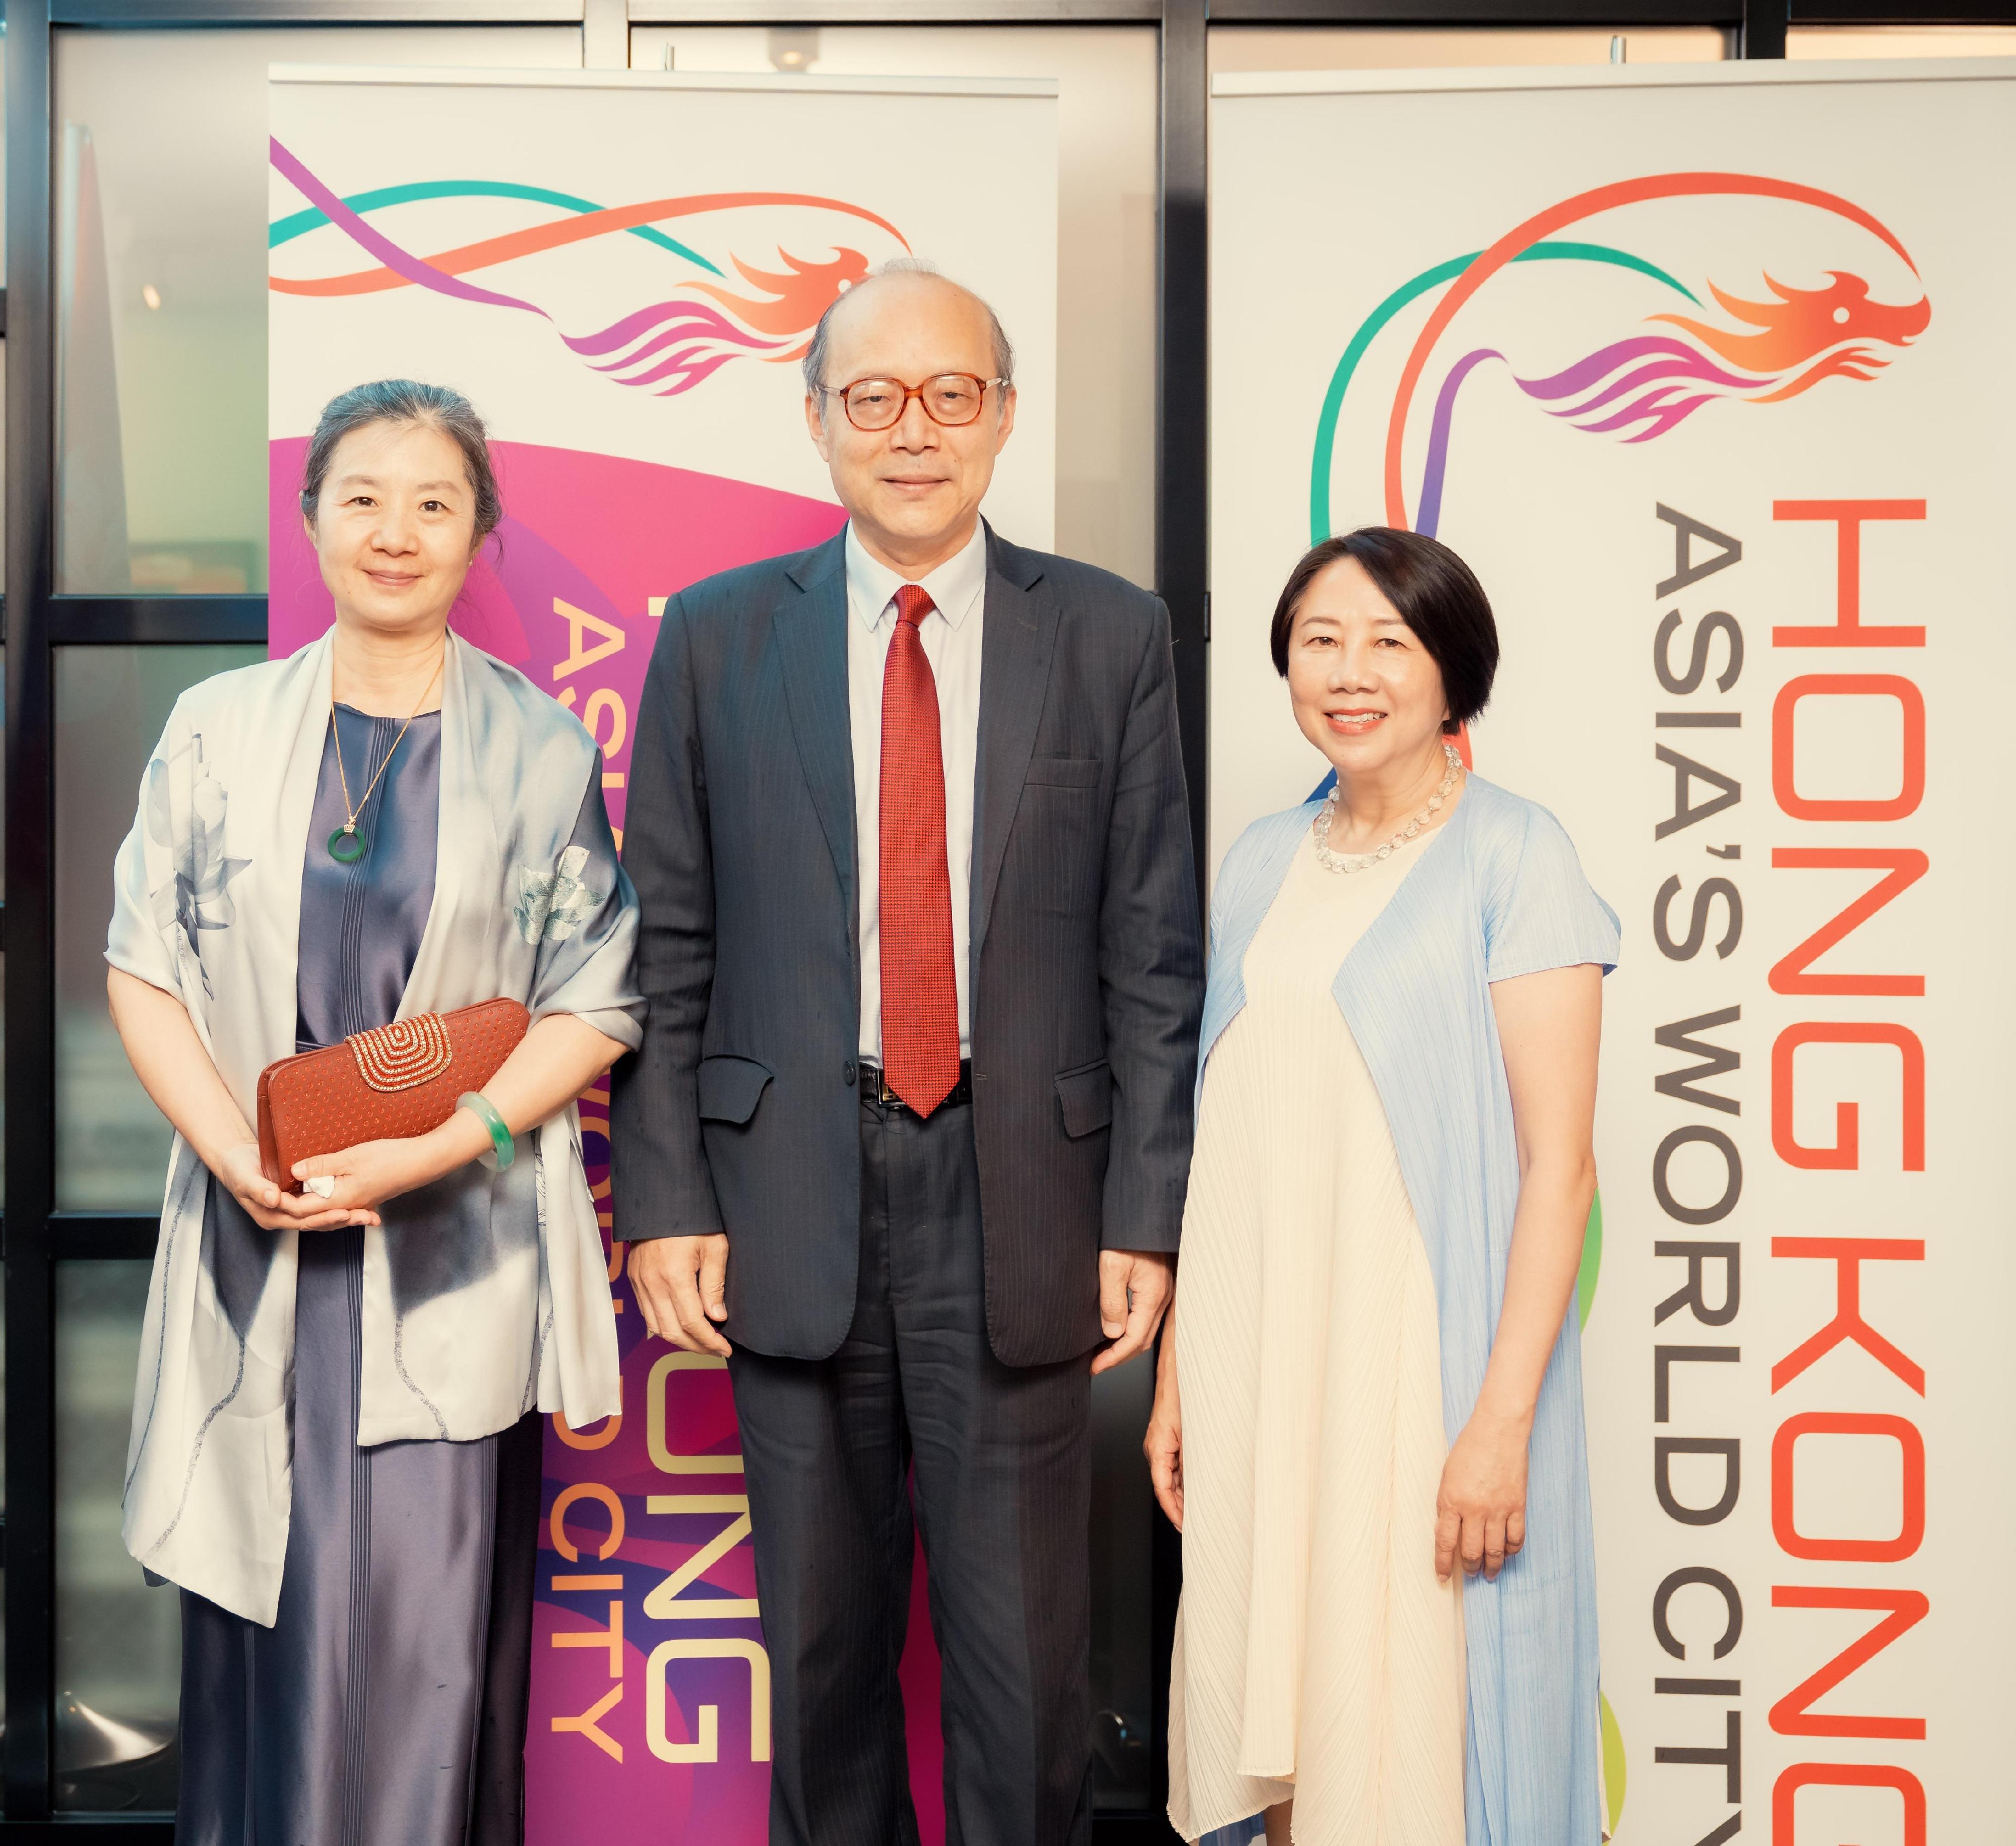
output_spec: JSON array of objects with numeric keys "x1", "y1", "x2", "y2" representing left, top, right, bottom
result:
[{"x1": 1196, "y1": 773, "x2": 1620, "y2": 1846}]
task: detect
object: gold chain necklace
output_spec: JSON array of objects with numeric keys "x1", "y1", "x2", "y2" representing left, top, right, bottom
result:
[{"x1": 326, "y1": 647, "x2": 446, "y2": 865}]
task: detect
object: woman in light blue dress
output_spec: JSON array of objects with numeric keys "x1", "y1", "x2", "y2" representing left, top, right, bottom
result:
[{"x1": 1151, "y1": 528, "x2": 1618, "y2": 1845}]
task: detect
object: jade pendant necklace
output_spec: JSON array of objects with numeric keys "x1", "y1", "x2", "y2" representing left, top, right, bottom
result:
[{"x1": 327, "y1": 647, "x2": 446, "y2": 864}]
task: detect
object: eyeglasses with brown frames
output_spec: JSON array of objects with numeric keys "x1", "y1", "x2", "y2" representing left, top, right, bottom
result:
[{"x1": 816, "y1": 373, "x2": 1010, "y2": 433}]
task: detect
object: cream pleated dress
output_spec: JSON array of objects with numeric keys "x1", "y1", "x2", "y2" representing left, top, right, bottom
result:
[{"x1": 1169, "y1": 821, "x2": 1466, "y2": 1846}]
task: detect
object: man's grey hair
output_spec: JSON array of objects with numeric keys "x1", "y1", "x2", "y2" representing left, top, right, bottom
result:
[{"x1": 801, "y1": 258, "x2": 1015, "y2": 414}]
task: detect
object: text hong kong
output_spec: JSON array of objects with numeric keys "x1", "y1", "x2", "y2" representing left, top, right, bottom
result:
[{"x1": 1646, "y1": 498, "x2": 1930, "y2": 1846}]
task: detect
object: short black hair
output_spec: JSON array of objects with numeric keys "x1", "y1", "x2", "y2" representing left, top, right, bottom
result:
[{"x1": 1268, "y1": 527, "x2": 1498, "y2": 734}]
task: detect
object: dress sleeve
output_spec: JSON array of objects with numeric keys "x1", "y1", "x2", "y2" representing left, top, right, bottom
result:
[
  {"x1": 523, "y1": 765, "x2": 645, "y2": 1051},
  {"x1": 105, "y1": 706, "x2": 188, "y2": 999},
  {"x1": 1483, "y1": 802, "x2": 1621, "y2": 983},
  {"x1": 1205, "y1": 857, "x2": 1226, "y2": 969}
]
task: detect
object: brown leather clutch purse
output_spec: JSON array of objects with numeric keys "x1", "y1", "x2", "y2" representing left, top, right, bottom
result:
[{"x1": 256, "y1": 998, "x2": 532, "y2": 1191}]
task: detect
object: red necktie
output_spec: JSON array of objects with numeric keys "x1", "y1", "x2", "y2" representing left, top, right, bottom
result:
[{"x1": 879, "y1": 583, "x2": 961, "y2": 1115}]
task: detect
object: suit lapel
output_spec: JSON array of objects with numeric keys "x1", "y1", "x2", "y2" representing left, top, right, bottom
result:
[
  {"x1": 972, "y1": 532, "x2": 1057, "y2": 955},
  {"x1": 776, "y1": 537, "x2": 857, "y2": 924}
]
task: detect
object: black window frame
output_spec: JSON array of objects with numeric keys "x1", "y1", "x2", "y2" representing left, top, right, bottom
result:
[{"x1": 5, "y1": 0, "x2": 2006, "y2": 1834}]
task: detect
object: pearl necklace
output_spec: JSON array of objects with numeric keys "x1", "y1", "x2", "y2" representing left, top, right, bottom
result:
[{"x1": 1312, "y1": 742, "x2": 1463, "y2": 875}]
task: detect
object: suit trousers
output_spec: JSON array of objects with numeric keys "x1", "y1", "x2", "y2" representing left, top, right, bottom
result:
[{"x1": 728, "y1": 1089, "x2": 1094, "y2": 1846}]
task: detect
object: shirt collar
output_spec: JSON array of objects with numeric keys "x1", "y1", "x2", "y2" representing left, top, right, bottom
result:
[{"x1": 844, "y1": 520, "x2": 989, "y2": 634}]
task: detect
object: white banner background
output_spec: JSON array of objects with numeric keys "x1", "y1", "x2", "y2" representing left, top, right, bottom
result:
[{"x1": 1209, "y1": 58, "x2": 2015, "y2": 1843}]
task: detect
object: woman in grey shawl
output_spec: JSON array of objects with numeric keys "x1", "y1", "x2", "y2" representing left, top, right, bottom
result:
[{"x1": 105, "y1": 381, "x2": 643, "y2": 1845}]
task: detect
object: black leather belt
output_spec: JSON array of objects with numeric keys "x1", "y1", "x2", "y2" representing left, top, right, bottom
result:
[{"x1": 857, "y1": 1059, "x2": 974, "y2": 1111}]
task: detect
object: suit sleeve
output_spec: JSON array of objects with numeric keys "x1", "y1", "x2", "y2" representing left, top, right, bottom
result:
[
  {"x1": 609, "y1": 592, "x2": 724, "y2": 1242},
  {"x1": 1096, "y1": 598, "x2": 1206, "y2": 1252}
]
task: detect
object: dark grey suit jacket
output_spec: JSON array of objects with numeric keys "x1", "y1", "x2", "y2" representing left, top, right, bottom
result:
[{"x1": 610, "y1": 526, "x2": 1203, "y2": 1366}]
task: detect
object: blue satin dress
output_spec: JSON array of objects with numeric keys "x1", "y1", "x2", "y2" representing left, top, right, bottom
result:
[{"x1": 174, "y1": 705, "x2": 541, "y2": 1846}]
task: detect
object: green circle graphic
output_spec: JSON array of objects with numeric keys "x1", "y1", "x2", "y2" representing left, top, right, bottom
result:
[{"x1": 1577, "y1": 1188, "x2": 1604, "y2": 1330}]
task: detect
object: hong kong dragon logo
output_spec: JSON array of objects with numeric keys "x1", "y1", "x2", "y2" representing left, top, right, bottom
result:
[
  {"x1": 268, "y1": 138, "x2": 909, "y2": 397},
  {"x1": 1310, "y1": 171, "x2": 1929, "y2": 544}
]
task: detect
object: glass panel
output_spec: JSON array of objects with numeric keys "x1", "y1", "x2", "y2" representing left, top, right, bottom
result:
[
  {"x1": 1088, "y1": 1358, "x2": 1155, "y2": 1805},
  {"x1": 56, "y1": 1261, "x2": 178, "y2": 1814},
  {"x1": 1208, "y1": 24, "x2": 1728, "y2": 70},
  {"x1": 55, "y1": 646, "x2": 262, "y2": 1209},
  {"x1": 630, "y1": 24, "x2": 1160, "y2": 592},
  {"x1": 1, "y1": 29, "x2": 9, "y2": 283},
  {"x1": 1789, "y1": 25, "x2": 2016, "y2": 55},
  {"x1": 52, "y1": 24, "x2": 584, "y2": 595},
  {"x1": 1, "y1": 1268, "x2": 6, "y2": 1768},
  {"x1": 1, "y1": 346, "x2": 9, "y2": 591},
  {"x1": 1, "y1": 644, "x2": 6, "y2": 1206}
]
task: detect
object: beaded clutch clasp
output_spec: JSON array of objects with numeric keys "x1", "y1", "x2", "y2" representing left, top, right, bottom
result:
[{"x1": 347, "y1": 1014, "x2": 453, "y2": 1093}]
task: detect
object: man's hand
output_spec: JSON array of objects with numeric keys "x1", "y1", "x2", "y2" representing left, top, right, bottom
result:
[
  {"x1": 628, "y1": 1234, "x2": 732, "y2": 1356},
  {"x1": 1091, "y1": 1249, "x2": 1173, "y2": 1376}
]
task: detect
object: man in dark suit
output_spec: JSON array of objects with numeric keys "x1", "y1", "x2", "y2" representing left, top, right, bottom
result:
[{"x1": 612, "y1": 264, "x2": 1203, "y2": 1846}]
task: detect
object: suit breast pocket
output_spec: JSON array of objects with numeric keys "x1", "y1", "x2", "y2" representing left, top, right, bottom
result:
[
  {"x1": 1024, "y1": 755, "x2": 1102, "y2": 789},
  {"x1": 1018, "y1": 773, "x2": 1099, "y2": 917}
]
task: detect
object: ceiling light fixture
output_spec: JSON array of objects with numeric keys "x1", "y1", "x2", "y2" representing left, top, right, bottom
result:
[{"x1": 767, "y1": 27, "x2": 820, "y2": 72}]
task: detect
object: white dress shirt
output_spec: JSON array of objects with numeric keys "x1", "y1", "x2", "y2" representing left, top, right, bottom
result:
[{"x1": 846, "y1": 519, "x2": 988, "y2": 1064}]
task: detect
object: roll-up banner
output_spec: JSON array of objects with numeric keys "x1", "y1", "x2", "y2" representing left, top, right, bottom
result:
[
  {"x1": 1210, "y1": 57, "x2": 2014, "y2": 1843},
  {"x1": 267, "y1": 65, "x2": 1058, "y2": 1842}
]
